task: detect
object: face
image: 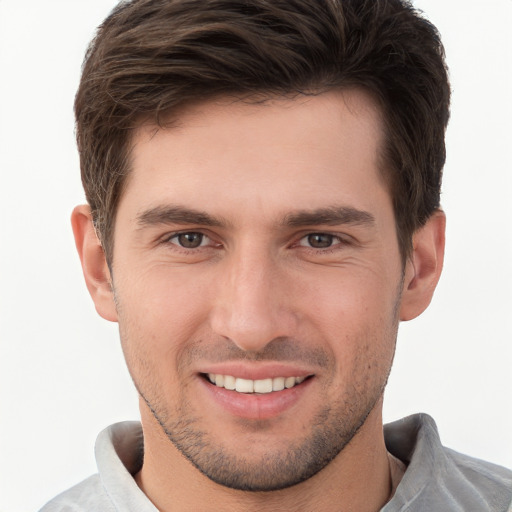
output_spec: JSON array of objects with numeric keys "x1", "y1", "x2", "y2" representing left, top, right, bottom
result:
[{"x1": 110, "y1": 90, "x2": 405, "y2": 491}]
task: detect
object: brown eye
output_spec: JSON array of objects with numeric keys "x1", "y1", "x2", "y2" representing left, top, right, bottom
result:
[
  {"x1": 176, "y1": 232, "x2": 204, "y2": 248},
  {"x1": 306, "y1": 233, "x2": 334, "y2": 248}
]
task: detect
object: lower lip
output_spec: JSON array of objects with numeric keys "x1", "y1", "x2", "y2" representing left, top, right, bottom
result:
[{"x1": 199, "y1": 376, "x2": 313, "y2": 420}]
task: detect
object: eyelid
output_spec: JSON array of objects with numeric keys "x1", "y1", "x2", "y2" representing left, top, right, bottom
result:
[
  {"x1": 294, "y1": 231, "x2": 354, "y2": 251},
  {"x1": 157, "y1": 229, "x2": 353, "y2": 250},
  {"x1": 161, "y1": 230, "x2": 219, "y2": 248}
]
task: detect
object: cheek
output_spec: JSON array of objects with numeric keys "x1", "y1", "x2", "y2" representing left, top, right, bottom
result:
[
  {"x1": 298, "y1": 265, "x2": 399, "y2": 326},
  {"x1": 297, "y1": 268, "x2": 400, "y2": 369},
  {"x1": 114, "y1": 269, "x2": 214, "y2": 384},
  {"x1": 117, "y1": 263, "x2": 215, "y2": 331}
]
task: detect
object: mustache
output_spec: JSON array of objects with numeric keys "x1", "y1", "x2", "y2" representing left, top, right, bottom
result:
[{"x1": 186, "y1": 337, "x2": 331, "y2": 369}]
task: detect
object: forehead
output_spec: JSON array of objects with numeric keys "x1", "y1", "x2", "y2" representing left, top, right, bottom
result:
[{"x1": 121, "y1": 90, "x2": 389, "y2": 224}]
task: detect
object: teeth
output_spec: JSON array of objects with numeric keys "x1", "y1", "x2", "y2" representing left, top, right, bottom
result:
[
  {"x1": 235, "y1": 378, "x2": 254, "y2": 393},
  {"x1": 285, "y1": 376, "x2": 296, "y2": 389},
  {"x1": 272, "y1": 377, "x2": 285, "y2": 391},
  {"x1": 254, "y1": 378, "x2": 272, "y2": 393},
  {"x1": 224, "y1": 375, "x2": 236, "y2": 390},
  {"x1": 206, "y1": 374, "x2": 307, "y2": 394}
]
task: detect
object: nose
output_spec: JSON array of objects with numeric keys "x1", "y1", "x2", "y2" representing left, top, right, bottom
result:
[{"x1": 209, "y1": 246, "x2": 297, "y2": 352}]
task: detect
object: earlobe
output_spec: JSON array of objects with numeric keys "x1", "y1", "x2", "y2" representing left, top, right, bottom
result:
[
  {"x1": 71, "y1": 205, "x2": 118, "y2": 322},
  {"x1": 399, "y1": 210, "x2": 446, "y2": 321}
]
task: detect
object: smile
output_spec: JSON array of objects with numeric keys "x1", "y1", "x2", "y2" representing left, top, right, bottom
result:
[{"x1": 206, "y1": 374, "x2": 307, "y2": 394}]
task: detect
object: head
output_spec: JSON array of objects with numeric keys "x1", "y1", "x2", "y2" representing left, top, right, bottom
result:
[
  {"x1": 72, "y1": 0, "x2": 449, "y2": 497},
  {"x1": 75, "y1": 0, "x2": 450, "y2": 265}
]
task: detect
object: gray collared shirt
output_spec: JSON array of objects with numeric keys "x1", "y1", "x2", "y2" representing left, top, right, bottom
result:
[{"x1": 40, "y1": 414, "x2": 512, "y2": 511}]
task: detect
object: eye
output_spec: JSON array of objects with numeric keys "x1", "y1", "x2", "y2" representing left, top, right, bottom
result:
[
  {"x1": 299, "y1": 233, "x2": 339, "y2": 249},
  {"x1": 169, "y1": 232, "x2": 209, "y2": 249}
]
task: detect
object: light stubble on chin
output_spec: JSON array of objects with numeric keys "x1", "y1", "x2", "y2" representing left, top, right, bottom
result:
[
  {"x1": 152, "y1": 389, "x2": 382, "y2": 491},
  {"x1": 117, "y1": 280, "x2": 402, "y2": 492},
  {"x1": 133, "y1": 335, "x2": 396, "y2": 492}
]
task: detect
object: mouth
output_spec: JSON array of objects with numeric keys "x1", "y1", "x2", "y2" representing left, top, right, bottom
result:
[
  {"x1": 199, "y1": 370, "x2": 315, "y2": 420},
  {"x1": 203, "y1": 373, "x2": 311, "y2": 394}
]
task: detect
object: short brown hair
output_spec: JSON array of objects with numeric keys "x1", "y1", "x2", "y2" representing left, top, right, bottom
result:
[{"x1": 75, "y1": 0, "x2": 450, "y2": 263}]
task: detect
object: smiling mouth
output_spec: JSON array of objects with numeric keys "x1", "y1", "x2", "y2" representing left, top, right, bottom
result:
[{"x1": 204, "y1": 373, "x2": 311, "y2": 394}]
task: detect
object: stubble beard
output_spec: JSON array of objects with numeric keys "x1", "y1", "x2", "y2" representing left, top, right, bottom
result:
[
  {"x1": 118, "y1": 282, "x2": 402, "y2": 492},
  {"x1": 133, "y1": 333, "x2": 397, "y2": 492},
  {"x1": 145, "y1": 383, "x2": 386, "y2": 492}
]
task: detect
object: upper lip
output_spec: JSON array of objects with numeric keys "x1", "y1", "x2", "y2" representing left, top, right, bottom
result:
[{"x1": 197, "y1": 362, "x2": 314, "y2": 381}]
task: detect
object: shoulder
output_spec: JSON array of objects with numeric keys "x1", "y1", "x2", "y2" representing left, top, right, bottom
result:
[
  {"x1": 384, "y1": 413, "x2": 512, "y2": 511},
  {"x1": 443, "y1": 447, "x2": 512, "y2": 503},
  {"x1": 39, "y1": 474, "x2": 114, "y2": 512},
  {"x1": 39, "y1": 421, "x2": 149, "y2": 512}
]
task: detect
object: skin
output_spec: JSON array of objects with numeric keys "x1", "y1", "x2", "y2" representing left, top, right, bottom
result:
[{"x1": 73, "y1": 89, "x2": 445, "y2": 511}]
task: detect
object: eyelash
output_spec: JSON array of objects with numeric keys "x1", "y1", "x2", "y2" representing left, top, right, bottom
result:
[
  {"x1": 162, "y1": 231, "x2": 217, "y2": 250},
  {"x1": 161, "y1": 231, "x2": 351, "y2": 253},
  {"x1": 295, "y1": 233, "x2": 349, "y2": 251}
]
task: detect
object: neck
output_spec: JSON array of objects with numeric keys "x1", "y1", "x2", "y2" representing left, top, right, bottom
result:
[{"x1": 135, "y1": 397, "x2": 402, "y2": 512}]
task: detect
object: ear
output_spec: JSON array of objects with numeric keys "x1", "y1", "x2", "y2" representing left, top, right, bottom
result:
[
  {"x1": 400, "y1": 210, "x2": 446, "y2": 321},
  {"x1": 71, "y1": 205, "x2": 118, "y2": 322}
]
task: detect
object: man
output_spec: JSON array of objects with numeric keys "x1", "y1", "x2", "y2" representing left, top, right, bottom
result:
[{"x1": 40, "y1": 0, "x2": 512, "y2": 510}]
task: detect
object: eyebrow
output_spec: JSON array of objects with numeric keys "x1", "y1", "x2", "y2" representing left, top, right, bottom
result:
[
  {"x1": 283, "y1": 206, "x2": 375, "y2": 228},
  {"x1": 136, "y1": 205, "x2": 229, "y2": 228},
  {"x1": 136, "y1": 204, "x2": 375, "y2": 230}
]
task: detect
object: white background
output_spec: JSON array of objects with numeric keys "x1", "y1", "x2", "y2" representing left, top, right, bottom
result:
[{"x1": 0, "y1": 1, "x2": 510, "y2": 510}]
